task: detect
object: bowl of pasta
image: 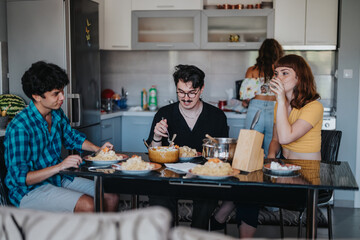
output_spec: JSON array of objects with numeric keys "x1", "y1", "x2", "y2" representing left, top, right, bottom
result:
[
  {"x1": 190, "y1": 158, "x2": 240, "y2": 180},
  {"x1": 148, "y1": 146, "x2": 179, "y2": 163},
  {"x1": 112, "y1": 155, "x2": 162, "y2": 174},
  {"x1": 83, "y1": 148, "x2": 128, "y2": 165}
]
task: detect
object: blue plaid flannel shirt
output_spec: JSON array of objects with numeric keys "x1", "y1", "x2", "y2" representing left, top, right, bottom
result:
[{"x1": 4, "y1": 101, "x2": 86, "y2": 206}]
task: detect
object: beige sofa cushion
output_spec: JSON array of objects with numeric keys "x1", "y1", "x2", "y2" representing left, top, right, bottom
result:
[
  {"x1": 0, "y1": 206, "x2": 171, "y2": 240},
  {"x1": 170, "y1": 226, "x2": 237, "y2": 240}
]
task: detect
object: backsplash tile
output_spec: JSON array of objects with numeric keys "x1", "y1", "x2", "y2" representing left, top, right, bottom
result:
[{"x1": 100, "y1": 50, "x2": 335, "y2": 109}]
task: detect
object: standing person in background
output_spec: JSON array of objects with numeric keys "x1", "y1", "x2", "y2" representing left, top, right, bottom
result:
[
  {"x1": 4, "y1": 61, "x2": 119, "y2": 212},
  {"x1": 210, "y1": 39, "x2": 284, "y2": 238},
  {"x1": 268, "y1": 54, "x2": 323, "y2": 160},
  {"x1": 240, "y1": 38, "x2": 284, "y2": 157},
  {"x1": 146, "y1": 64, "x2": 229, "y2": 229}
]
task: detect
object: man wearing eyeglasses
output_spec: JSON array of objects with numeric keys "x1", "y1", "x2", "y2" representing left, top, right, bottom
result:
[{"x1": 146, "y1": 64, "x2": 228, "y2": 229}]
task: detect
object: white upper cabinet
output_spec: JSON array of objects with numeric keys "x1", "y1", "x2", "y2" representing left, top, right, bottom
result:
[
  {"x1": 274, "y1": 0, "x2": 305, "y2": 45},
  {"x1": 100, "y1": 0, "x2": 132, "y2": 50},
  {"x1": 132, "y1": 10, "x2": 201, "y2": 50},
  {"x1": 132, "y1": 0, "x2": 203, "y2": 10},
  {"x1": 274, "y1": 0, "x2": 338, "y2": 49},
  {"x1": 305, "y1": 0, "x2": 338, "y2": 45}
]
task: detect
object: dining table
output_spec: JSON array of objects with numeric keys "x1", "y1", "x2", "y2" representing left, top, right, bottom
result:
[{"x1": 60, "y1": 152, "x2": 358, "y2": 239}]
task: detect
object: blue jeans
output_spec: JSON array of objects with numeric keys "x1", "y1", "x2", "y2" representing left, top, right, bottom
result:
[{"x1": 245, "y1": 99, "x2": 275, "y2": 157}]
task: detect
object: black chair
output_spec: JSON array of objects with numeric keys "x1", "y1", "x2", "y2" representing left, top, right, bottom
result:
[{"x1": 279, "y1": 130, "x2": 342, "y2": 239}]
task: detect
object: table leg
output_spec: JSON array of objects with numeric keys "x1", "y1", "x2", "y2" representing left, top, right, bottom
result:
[
  {"x1": 131, "y1": 195, "x2": 139, "y2": 209},
  {"x1": 94, "y1": 176, "x2": 104, "y2": 212},
  {"x1": 306, "y1": 189, "x2": 318, "y2": 239}
]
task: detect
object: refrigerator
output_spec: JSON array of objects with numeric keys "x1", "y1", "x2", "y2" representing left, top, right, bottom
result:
[{"x1": 7, "y1": 0, "x2": 101, "y2": 146}]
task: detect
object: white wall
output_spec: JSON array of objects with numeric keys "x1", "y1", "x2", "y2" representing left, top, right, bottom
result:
[{"x1": 337, "y1": 0, "x2": 360, "y2": 208}]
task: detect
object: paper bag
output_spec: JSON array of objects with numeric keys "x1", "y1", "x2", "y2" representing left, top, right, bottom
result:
[{"x1": 232, "y1": 129, "x2": 264, "y2": 172}]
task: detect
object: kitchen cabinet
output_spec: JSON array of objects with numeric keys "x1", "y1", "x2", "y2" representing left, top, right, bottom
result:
[
  {"x1": 201, "y1": 9, "x2": 275, "y2": 49},
  {"x1": 227, "y1": 118, "x2": 245, "y2": 139},
  {"x1": 132, "y1": 9, "x2": 274, "y2": 50},
  {"x1": 99, "y1": 0, "x2": 131, "y2": 50},
  {"x1": 274, "y1": 0, "x2": 338, "y2": 49},
  {"x1": 305, "y1": 0, "x2": 338, "y2": 45},
  {"x1": 132, "y1": 10, "x2": 201, "y2": 50},
  {"x1": 101, "y1": 117, "x2": 122, "y2": 151},
  {"x1": 121, "y1": 116, "x2": 153, "y2": 152},
  {"x1": 132, "y1": 0, "x2": 202, "y2": 10}
]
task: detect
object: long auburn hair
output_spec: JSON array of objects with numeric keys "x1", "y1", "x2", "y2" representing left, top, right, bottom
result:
[
  {"x1": 255, "y1": 38, "x2": 284, "y2": 82},
  {"x1": 274, "y1": 54, "x2": 320, "y2": 109}
]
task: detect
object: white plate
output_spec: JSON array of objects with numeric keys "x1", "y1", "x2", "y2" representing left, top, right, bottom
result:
[
  {"x1": 112, "y1": 162, "x2": 162, "y2": 175},
  {"x1": 83, "y1": 153, "x2": 129, "y2": 166},
  {"x1": 189, "y1": 169, "x2": 240, "y2": 180},
  {"x1": 263, "y1": 163, "x2": 301, "y2": 176}
]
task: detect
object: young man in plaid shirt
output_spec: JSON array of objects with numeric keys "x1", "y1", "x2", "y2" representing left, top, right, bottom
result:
[{"x1": 4, "y1": 61, "x2": 119, "y2": 212}]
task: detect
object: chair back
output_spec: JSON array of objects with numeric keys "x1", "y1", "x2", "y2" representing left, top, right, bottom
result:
[
  {"x1": 321, "y1": 130, "x2": 342, "y2": 164},
  {"x1": 319, "y1": 130, "x2": 342, "y2": 204}
]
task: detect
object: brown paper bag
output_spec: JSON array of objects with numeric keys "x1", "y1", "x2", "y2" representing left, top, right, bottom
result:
[{"x1": 232, "y1": 129, "x2": 264, "y2": 172}]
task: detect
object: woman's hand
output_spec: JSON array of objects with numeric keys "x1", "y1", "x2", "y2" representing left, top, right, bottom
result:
[
  {"x1": 153, "y1": 118, "x2": 168, "y2": 141},
  {"x1": 270, "y1": 78, "x2": 286, "y2": 104},
  {"x1": 242, "y1": 99, "x2": 250, "y2": 108}
]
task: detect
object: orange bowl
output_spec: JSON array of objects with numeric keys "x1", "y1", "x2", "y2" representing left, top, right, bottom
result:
[{"x1": 148, "y1": 146, "x2": 179, "y2": 163}]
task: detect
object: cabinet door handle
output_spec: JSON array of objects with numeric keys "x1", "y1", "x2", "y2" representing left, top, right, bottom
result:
[
  {"x1": 156, "y1": 5, "x2": 175, "y2": 8},
  {"x1": 227, "y1": 43, "x2": 246, "y2": 47},
  {"x1": 156, "y1": 44, "x2": 174, "y2": 48},
  {"x1": 112, "y1": 45, "x2": 129, "y2": 48},
  {"x1": 101, "y1": 124, "x2": 112, "y2": 129}
]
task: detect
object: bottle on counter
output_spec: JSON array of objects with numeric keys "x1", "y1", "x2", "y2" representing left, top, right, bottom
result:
[
  {"x1": 141, "y1": 88, "x2": 148, "y2": 110},
  {"x1": 148, "y1": 85, "x2": 158, "y2": 111}
]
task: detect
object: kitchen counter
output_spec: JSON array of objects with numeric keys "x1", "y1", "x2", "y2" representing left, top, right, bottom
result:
[{"x1": 101, "y1": 110, "x2": 246, "y2": 120}]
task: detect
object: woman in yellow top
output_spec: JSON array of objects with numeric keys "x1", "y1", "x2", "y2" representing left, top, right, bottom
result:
[{"x1": 268, "y1": 54, "x2": 323, "y2": 160}]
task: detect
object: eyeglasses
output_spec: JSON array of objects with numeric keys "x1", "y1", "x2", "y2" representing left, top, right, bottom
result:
[{"x1": 176, "y1": 90, "x2": 199, "y2": 98}]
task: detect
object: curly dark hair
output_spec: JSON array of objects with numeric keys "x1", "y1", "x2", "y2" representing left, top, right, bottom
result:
[
  {"x1": 173, "y1": 64, "x2": 205, "y2": 89},
  {"x1": 255, "y1": 38, "x2": 284, "y2": 82},
  {"x1": 22, "y1": 61, "x2": 69, "y2": 100},
  {"x1": 274, "y1": 54, "x2": 320, "y2": 109}
]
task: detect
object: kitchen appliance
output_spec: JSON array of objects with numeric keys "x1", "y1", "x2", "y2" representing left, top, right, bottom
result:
[
  {"x1": 0, "y1": 42, "x2": 9, "y2": 94},
  {"x1": 322, "y1": 116, "x2": 336, "y2": 130},
  {"x1": 202, "y1": 137, "x2": 237, "y2": 163},
  {"x1": 7, "y1": 0, "x2": 101, "y2": 146}
]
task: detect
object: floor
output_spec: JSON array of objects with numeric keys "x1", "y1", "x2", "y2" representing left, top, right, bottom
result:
[{"x1": 181, "y1": 207, "x2": 360, "y2": 239}]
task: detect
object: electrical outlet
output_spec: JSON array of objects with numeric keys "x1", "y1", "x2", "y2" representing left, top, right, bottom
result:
[{"x1": 343, "y1": 69, "x2": 353, "y2": 79}]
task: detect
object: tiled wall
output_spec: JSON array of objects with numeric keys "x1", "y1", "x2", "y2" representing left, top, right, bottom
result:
[{"x1": 100, "y1": 50, "x2": 336, "y2": 109}]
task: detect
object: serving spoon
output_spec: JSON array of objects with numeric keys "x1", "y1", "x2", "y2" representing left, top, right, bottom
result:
[{"x1": 205, "y1": 134, "x2": 219, "y2": 144}]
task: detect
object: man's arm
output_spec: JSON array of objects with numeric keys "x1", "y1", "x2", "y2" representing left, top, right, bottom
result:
[
  {"x1": 81, "y1": 140, "x2": 113, "y2": 152},
  {"x1": 25, "y1": 155, "x2": 82, "y2": 185}
]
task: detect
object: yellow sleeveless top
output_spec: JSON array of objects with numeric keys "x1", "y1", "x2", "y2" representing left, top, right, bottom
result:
[{"x1": 274, "y1": 100, "x2": 323, "y2": 153}]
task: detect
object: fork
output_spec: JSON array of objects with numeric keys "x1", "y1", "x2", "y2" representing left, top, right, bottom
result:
[{"x1": 162, "y1": 117, "x2": 171, "y2": 144}]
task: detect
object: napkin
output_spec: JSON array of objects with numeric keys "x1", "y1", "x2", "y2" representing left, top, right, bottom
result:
[{"x1": 164, "y1": 163, "x2": 197, "y2": 173}]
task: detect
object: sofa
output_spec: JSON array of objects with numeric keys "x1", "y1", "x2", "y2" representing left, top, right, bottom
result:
[{"x1": 0, "y1": 206, "x2": 238, "y2": 240}]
